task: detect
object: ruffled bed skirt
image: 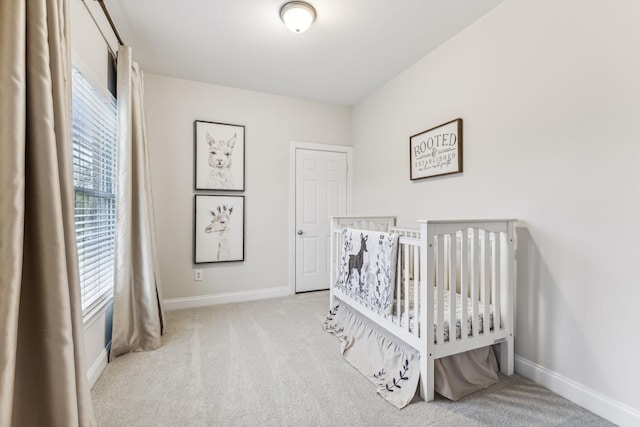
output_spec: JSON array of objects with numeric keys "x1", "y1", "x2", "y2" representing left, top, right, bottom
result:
[{"x1": 323, "y1": 303, "x2": 498, "y2": 408}]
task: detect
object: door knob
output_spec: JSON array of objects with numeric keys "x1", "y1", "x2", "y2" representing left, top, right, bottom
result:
[{"x1": 297, "y1": 230, "x2": 303, "y2": 235}]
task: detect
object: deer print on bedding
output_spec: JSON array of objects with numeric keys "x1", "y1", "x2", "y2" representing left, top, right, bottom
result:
[
  {"x1": 337, "y1": 228, "x2": 399, "y2": 315},
  {"x1": 347, "y1": 233, "x2": 368, "y2": 284},
  {"x1": 205, "y1": 205, "x2": 234, "y2": 260},
  {"x1": 206, "y1": 132, "x2": 236, "y2": 189}
]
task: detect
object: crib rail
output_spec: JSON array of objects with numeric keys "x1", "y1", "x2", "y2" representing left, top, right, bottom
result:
[
  {"x1": 331, "y1": 215, "x2": 396, "y2": 232},
  {"x1": 421, "y1": 220, "x2": 515, "y2": 358}
]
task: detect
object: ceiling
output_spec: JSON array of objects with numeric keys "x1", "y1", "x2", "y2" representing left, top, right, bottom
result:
[{"x1": 105, "y1": 0, "x2": 506, "y2": 106}]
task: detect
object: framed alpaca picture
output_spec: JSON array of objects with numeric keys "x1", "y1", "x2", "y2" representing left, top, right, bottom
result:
[
  {"x1": 194, "y1": 195, "x2": 245, "y2": 264},
  {"x1": 409, "y1": 118, "x2": 463, "y2": 180},
  {"x1": 194, "y1": 120, "x2": 245, "y2": 191}
]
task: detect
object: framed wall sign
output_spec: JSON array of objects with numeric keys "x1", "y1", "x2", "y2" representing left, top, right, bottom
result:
[
  {"x1": 194, "y1": 120, "x2": 245, "y2": 191},
  {"x1": 194, "y1": 195, "x2": 245, "y2": 264},
  {"x1": 409, "y1": 118, "x2": 463, "y2": 180}
]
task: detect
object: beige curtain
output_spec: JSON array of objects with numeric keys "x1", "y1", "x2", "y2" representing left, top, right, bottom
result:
[
  {"x1": 0, "y1": 0, "x2": 95, "y2": 425},
  {"x1": 110, "y1": 46, "x2": 165, "y2": 359}
]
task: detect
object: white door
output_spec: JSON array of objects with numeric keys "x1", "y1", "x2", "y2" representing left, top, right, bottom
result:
[{"x1": 295, "y1": 149, "x2": 347, "y2": 292}]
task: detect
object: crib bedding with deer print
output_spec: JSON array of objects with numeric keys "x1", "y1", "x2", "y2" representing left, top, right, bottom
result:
[
  {"x1": 324, "y1": 216, "x2": 516, "y2": 408},
  {"x1": 335, "y1": 228, "x2": 399, "y2": 315}
]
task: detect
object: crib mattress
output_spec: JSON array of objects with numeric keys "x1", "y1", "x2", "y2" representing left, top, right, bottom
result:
[{"x1": 394, "y1": 289, "x2": 494, "y2": 341}]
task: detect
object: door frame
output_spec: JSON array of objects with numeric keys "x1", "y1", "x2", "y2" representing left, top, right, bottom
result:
[{"x1": 288, "y1": 142, "x2": 353, "y2": 295}]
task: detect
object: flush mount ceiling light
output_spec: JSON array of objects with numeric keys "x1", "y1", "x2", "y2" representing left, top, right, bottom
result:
[{"x1": 280, "y1": 1, "x2": 316, "y2": 34}]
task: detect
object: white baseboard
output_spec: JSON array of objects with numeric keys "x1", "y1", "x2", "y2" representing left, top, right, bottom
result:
[
  {"x1": 515, "y1": 355, "x2": 640, "y2": 427},
  {"x1": 163, "y1": 286, "x2": 291, "y2": 311},
  {"x1": 87, "y1": 342, "x2": 110, "y2": 389}
]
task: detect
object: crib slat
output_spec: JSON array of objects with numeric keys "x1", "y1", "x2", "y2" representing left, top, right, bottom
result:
[
  {"x1": 329, "y1": 225, "x2": 337, "y2": 309},
  {"x1": 448, "y1": 233, "x2": 457, "y2": 342},
  {"x1": 500, "y1": 231, "x2": 510, "y2": 332},
  {"x1": 482, "y1": 231, "x2": 490, "y2": 335},
  {"x1": 492, "y1": 232, "x2": 501, "y2": 332},
  {"x1": 397, "y1": 247, "x2": 402, "y2": 327},
  {"x1": 436, "y1": 235, "x2": 445, "y2": 344},
  {"x1": 424, "y1": 223, "x2": 434, "y2": 345},
  {"x1": 404, "y1": 243, "x2": 410, "y2": 331},
  {"x1": 471, "y1": 228, "x2": 480, "y2": 337},
  {"x1": 460, "y1": 229, "x2": 469, "y2": 341},
  {"x1": 413, "y1": 244, "x2": 420, "y2": 336}
]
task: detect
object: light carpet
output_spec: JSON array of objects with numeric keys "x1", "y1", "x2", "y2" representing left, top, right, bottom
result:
[{"x1": 91, "y1": 291, "x2": 613, "y2": 426}]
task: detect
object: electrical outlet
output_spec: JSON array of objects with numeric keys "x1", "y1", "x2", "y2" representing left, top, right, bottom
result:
[{"x1": 194, "y1": 270, "x2": 203, "y2": 281}]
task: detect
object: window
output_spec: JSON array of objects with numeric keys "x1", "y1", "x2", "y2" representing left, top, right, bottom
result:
[{"x1": 71, "y1": 63, "x2": 117, "y2": 315}]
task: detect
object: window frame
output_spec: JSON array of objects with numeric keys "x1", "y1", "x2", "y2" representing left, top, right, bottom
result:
[{"x1": 70, "y1": 56, "x2": 118, "y2": 318}]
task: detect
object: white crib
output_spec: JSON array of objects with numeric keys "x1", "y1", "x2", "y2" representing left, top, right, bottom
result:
[{"x1": 329, "y1": 215, "x2": 516, "y2": 402}]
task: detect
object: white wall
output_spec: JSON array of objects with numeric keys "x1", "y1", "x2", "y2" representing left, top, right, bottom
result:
[
  {"x1": 143, "y1": 74, "x2": 351, "y2": 303},
  {"x1": 352, "y1": 0, "x2": 640, "y2": 423}
]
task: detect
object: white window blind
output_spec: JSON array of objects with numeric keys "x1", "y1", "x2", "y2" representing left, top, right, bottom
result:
[{"x1": 71, "y1": 64, "x2": 117, "y2": 315}]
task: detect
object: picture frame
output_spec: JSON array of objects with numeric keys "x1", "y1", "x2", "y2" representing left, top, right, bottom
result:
[
  {"x1": 409, "y1": 118, "x2": 463, "y2": 180},
  {"x1": 194, "y1": 194, "x2": 245, "y2": 264},
  {"x1": 194, "y1": 120, "x2": 245, "y2": 191}
]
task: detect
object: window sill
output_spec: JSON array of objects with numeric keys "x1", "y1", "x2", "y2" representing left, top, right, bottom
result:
[{"x1": 83, "y1": 297, "x2": 114, "y2": 330}]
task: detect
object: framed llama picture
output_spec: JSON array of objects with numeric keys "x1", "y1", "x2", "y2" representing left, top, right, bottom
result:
[
  {"x1": 409, "y1": 118, "x2": 463, "y2": 180},
  {"x1": 194, "y1": 195, "x2": 245, "y2": 264},
  {"x1": 194, "y1": 120, "x2": 245, "y2": 191}
]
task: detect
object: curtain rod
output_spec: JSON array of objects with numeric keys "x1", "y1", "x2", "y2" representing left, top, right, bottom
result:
[{"x1": 96, "y1": 0, "x2": 124, "y2": 46}]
